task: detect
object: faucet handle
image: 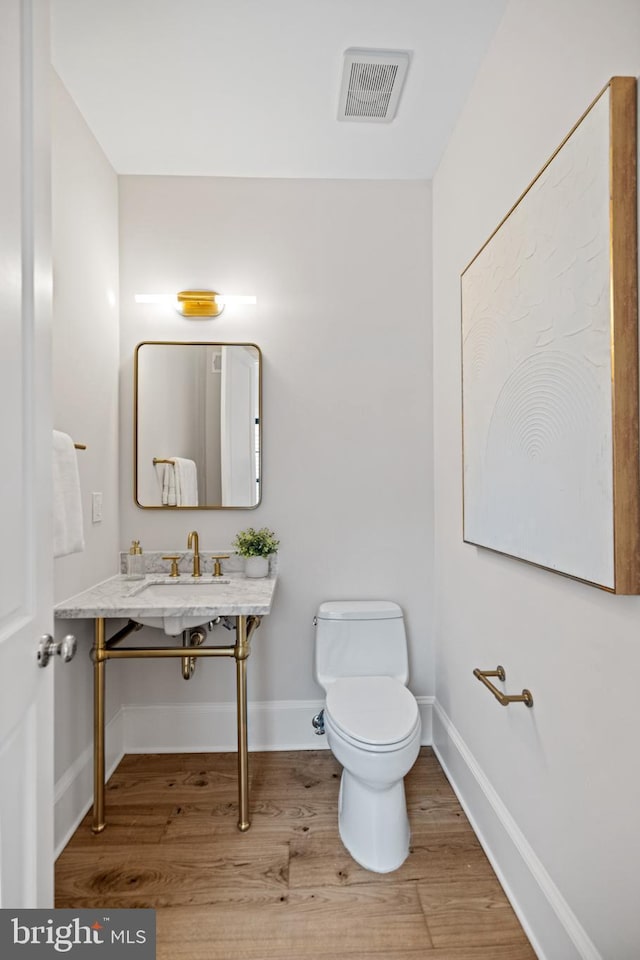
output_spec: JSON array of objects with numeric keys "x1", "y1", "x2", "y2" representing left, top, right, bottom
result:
[
  {"x1": 211, "y1": 554, "x2": 230, "y2": 577},
  {"x1": 162, "y1": 555, "x2": 181, "y2": 577}
]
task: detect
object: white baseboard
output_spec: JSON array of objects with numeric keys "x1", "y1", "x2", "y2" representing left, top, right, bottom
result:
[
  {"x1": 432, "y1": 700, "x2": 601, "y2": 960},
  {"x1": 54, "y1": 708, "x2": 125, "y2": 859},
  {"x1": 123, "y1": 696, "x2": 434, "y2": 753}
]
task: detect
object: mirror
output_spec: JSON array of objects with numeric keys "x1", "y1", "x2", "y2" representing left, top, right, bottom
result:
[{"x1": 135, "y1": 341, "x2": 261, "y2": 509}]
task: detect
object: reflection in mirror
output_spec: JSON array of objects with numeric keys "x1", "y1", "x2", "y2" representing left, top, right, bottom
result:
[{"x1": 135, "y1": 342, "x2": 261, "y2": 509}]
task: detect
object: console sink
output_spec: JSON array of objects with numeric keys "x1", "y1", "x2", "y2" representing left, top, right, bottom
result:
[{"x1": 54, "y1": 569, "x2": 277, "y2": 638}]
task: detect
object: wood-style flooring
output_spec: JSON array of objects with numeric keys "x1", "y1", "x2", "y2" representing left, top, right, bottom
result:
[{"x1": 55, "y1": 748, "x2": 537, "y2": 959}]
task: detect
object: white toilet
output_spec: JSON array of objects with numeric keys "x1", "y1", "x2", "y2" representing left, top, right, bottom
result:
[{"x1": 314, "y1": 600, "x2": 421, "y2": 873}]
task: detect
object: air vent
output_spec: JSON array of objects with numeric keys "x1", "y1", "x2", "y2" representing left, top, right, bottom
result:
[{"x1": 338, "y1": 48, "x2": 410, "y2": 123}]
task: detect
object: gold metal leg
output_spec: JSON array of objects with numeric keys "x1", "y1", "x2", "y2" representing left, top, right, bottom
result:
[
  {"x1": 90, "y1": 614, "x2": 259, "y2": 834},
  {"x1": 235, "y1": 615, "x2": 250, "y2": 831},
  {"x1": 92, "y1": 617, "x2": 106, "y2": 833}
]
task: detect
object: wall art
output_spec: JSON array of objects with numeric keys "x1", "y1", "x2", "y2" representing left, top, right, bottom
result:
[{"x1": 461, "y1": 77, "x2": 638, "y2": 592}]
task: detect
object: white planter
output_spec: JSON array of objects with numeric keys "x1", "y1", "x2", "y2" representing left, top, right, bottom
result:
[{"x1": 244, "y1": 555, "x2": 269, "y2": 578}]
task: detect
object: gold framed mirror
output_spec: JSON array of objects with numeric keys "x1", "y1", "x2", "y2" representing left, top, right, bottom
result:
[{"x1": 134, "y1": 341, "x2": 262, "y2": 509}]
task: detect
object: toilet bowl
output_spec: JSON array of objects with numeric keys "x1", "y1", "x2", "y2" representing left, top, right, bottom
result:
[
  {"x1": 324, "y1": 675, "x2": 421, "y2": 872},
  {"x1": 314, "y1": 602, "x2": 422, "y2": 873}
]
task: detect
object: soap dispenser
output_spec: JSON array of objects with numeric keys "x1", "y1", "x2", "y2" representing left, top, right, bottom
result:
[{"x1": 125, "y1": 540, "x2": 145, "y2": 579}]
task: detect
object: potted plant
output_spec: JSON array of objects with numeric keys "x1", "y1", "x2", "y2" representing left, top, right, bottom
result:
[{"x1": 232, "y1": 527, "x2": 279, "y2": 578}]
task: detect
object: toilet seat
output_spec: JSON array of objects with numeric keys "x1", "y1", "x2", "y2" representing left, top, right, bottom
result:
[{"x1": 325, "y1": 676, "x2": 420, "y2": 750}]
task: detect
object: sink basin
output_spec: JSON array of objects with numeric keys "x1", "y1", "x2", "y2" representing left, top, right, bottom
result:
[
  {"x1": 134, "y1": 578, "x2": 231, "y2": 597},
  {"x1": 131, "y1": 577, "x2": 231, "y2": 635}
]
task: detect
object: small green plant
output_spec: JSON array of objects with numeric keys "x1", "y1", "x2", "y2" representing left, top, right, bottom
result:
[{"x1": 232, "y1": 527, "x2": 280, "y2": 558}]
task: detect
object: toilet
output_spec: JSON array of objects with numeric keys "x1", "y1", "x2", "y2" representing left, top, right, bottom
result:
[{"x1": 314, "y1": 600, "x2": 421, "y2": 873}]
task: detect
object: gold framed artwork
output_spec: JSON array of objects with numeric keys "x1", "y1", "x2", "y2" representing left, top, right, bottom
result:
[{"x1": 461, "y1": 77, "x2": 638, "y2": 593}]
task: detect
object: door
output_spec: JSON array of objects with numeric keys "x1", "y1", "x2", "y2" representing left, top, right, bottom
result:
[{"x1": 0, "y1": 0, "x2": 54, "y2": 907}]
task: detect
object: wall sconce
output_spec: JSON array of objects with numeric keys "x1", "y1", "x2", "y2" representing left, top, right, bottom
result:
[{"x1": 135, "y1": 290, "x2": 257, "y2": 318}]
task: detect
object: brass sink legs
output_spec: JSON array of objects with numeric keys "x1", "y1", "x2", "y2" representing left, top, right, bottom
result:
[
  {"x1": 236, "y1": 616, "x2": 250, "y2": 831},
  {"x1": 92, "y1": 617, "x2": 106, "y2": 833},
  {"x1": 91, "y1": 614, "x2": 261, "y2": 835}
]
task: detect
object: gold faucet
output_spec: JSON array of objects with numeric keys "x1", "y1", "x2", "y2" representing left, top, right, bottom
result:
[
  {"x1": 212, "y1": 554, "x2": 230, "y2": 577},
  {"x1": 187, "y1": 530, "x2": 201, "y2": 578}
]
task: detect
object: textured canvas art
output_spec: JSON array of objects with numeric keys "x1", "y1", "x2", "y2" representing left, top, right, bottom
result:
[{"x1": 461, "y1": 78, "x2": 639, "y2": 593}]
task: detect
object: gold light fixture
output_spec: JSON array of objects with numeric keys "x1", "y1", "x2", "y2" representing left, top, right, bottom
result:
[
  {"x1": 177, "y1": 290, "x2": 224, "y2": 318},
  {"x1": 135, "y1": 290, "x2": 257, "y2": 318}
]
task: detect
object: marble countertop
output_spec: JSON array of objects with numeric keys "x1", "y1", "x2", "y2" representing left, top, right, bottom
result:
[{"x1": 54, "y1": 572, "x2": 277, "y2": 620}]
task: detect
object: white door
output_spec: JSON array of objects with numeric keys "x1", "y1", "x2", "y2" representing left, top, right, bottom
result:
[{"x1": 0, "y1": 0, "x2": 55, "y2": 908}]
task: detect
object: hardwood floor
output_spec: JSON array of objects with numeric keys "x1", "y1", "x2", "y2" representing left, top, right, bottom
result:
[{"x1": 55, "y1": 748, "x2": 537, "y2": 959}]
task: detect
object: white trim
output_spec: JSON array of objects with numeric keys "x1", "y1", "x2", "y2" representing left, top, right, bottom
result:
[
  {"x1": 432, "y1": 700, "x2": 601, "y2": 960},
  {"x1": 54, "y1": 708, "x2": 125, "y2": 859},
  {"x1": 123, "y1": 697, "x2": 434, "y2": 754}
]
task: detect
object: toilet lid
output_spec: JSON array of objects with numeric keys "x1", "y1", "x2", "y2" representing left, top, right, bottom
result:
[{"x1": 326, "y1": 676, "x2": 419, "y2": 746}]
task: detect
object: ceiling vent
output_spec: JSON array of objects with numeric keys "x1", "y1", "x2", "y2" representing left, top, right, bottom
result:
[{"x1": 337, "y1": 48, "x2": 410, "y2": 123}]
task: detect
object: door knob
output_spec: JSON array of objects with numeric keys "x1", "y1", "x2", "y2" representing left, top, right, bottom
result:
[{"x1": 37, "y1": 633, "x2": 77, "y2": 668}]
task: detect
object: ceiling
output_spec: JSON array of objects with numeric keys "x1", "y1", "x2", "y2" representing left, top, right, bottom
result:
[{"x1": 51, "y1": 0, "x2": 506, "y2": 180}]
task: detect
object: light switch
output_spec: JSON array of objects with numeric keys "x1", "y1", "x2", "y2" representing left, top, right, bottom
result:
[{"x1": 91, "y1": 492, "x2": 103, "y2": 523}]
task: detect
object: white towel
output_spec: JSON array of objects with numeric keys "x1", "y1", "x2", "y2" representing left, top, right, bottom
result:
[
  {"x1": 173, "y1": 457, "x2": 198, "y2": 506},
  {"x1": 53, "y1": 430, "x2": 85, "y2": 557},
  {"x1": 154, "y1": 462, "x2": 174, "y2": 506},
  {"x1": 167, "y1": 465, "x2": 177, "y2": 506}
]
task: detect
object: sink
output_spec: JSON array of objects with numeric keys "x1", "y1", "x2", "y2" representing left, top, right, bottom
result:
[
  {"x1": 131, "y1": 577, "x2": 231, "y2": 635},
  {"x1": 54, "y1": 568, "x2": 277, "y2": 639},
  {"x1": 133, "y1": 578, "x2": 231, "y2": 597}
]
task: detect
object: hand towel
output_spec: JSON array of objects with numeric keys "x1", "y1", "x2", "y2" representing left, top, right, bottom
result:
[
  {"x1": 53, "y1": 430, "x2": 85, "y2": 557},
  {"x1": 167, "y1": 465, "x2": 177, "y2": 506},
  {"x1": 173, "y1": 457, "x2": 198, "y2": 506},
  {"x1": 154, "y1": 462, "x2": 171, "y2": 505}
]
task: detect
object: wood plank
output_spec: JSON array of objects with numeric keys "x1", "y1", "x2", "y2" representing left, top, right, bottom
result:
[
  {"x1": 106, "y1": 750, "x2": 342, "y2": 805},
  {"x1": 155, "y1": 885, "x2": 432, "y2": 960},
  {"x1": 115, "y1": 752, "x2": 240, "y2": 775},
  {"x1": 418, "y1": 878, "x2": 537, "y2": 953},
  {"x1": 406, "y1": 793, "x2": 472, "y2": 824},
  {"x1": 102, "y1": 768, "x2": 240, "y2": 804},
  {"x1": 405, "y1": 948, "x2": 538, "y2": 960},
  {"x1": 286, "y1": 882, "x2": 423, "y2": 909},
  {"x1": 248, "y1": 751, "x2": 343, "y2": 802},
  {"x1": 288, "y1": 827, "x2": 494, "y2": 889},
  {"x1": 55, "y1": 839, "x2": 289, "y2": 908},
  {"x1": 162, "y1": 797, "x2": 339, "y2": 841},
  {"x1": 60, "y1": 804, "x2": 174, "y2": 849},
  {"x1": 160, "y1": 953, "x2": 431, "y2": 960}
]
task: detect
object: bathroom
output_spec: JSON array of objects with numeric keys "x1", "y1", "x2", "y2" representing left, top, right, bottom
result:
[{"x1": 3, "y1": 1, "x2": 640, "y2": 958}]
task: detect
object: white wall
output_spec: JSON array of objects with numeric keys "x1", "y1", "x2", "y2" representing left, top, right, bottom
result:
[
  {"x1": 52, "y1": 73, "x2": 123, "y2": 850},
  {"x1": 118, "y1": 176, "x2": 433, "y2": 730},
  {"x1": 432, "y1": 2, "x2": 640, "y2": 958}
]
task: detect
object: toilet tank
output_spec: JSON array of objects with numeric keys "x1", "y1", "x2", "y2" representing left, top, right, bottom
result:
[{"x1": 314, "y1": 601, "x2": 409, "y2": 691}]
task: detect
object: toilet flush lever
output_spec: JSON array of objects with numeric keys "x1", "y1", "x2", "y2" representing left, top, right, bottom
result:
[{"x1": 312, "y1": 709, "x2": 325, "y2": 735}]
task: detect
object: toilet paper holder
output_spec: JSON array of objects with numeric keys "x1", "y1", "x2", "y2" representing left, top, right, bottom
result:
[{"x1": 473, "y1": 666, "x2": 534, "y2": 708}]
